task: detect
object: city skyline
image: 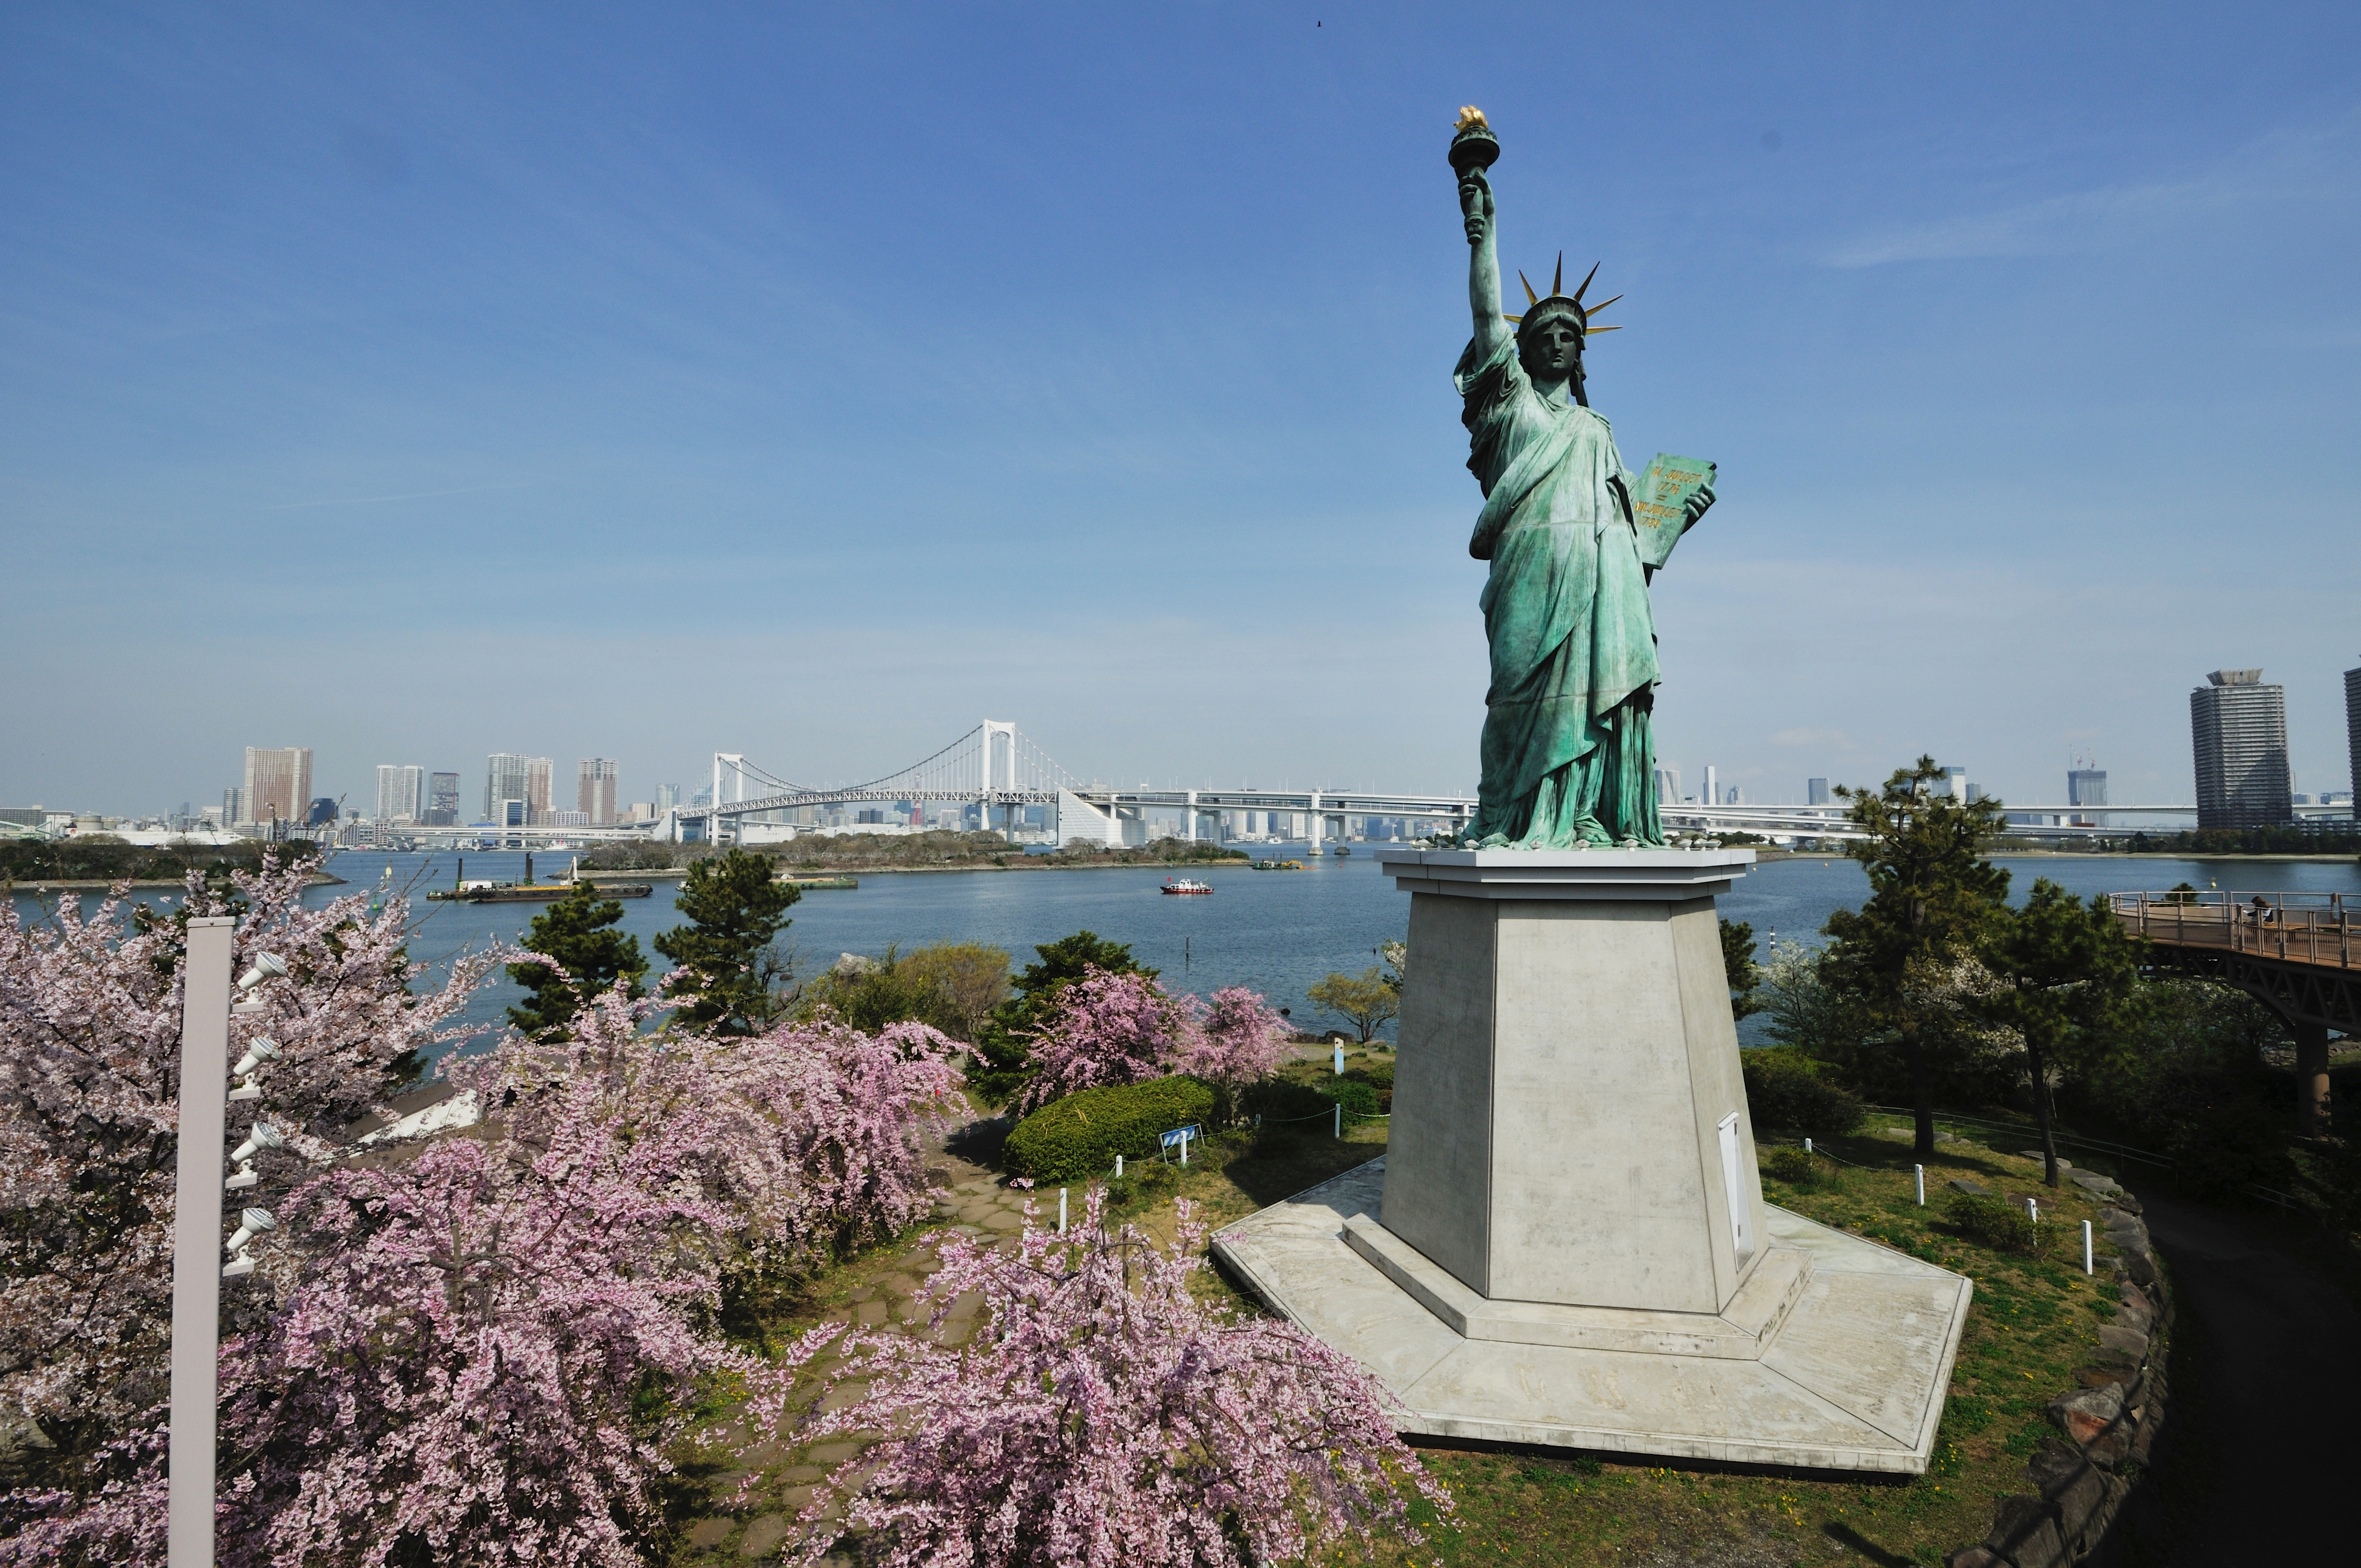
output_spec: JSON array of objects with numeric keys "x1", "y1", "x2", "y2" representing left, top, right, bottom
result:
[{"x1": 3, "y1": 7, "x2": 2357, "y2": 815}]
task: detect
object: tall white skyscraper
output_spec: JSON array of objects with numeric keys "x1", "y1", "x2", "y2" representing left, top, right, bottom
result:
[
  {"x1": 654, "y1": 782, "x2": 679, "y2": 813},
  {"x1": 1702, "y1": 765, "x2": 1717, "y2": 808},
  {"x1": 2344, "y1": 665, "x2": 2359, "y2": 809},
  {"x1": 1652, "y1": 766, "x2": 1682, "y2": 804},
  {"x1": 2191, "y1": 669, "x2": 2291, "y2": 829},
  {"x1": 485, "y1": 754, "x2": 534, "y2": 821},
  {"x1": 374, "y1": 765, "x2": 426, "y2": 824},
  {"x1": 485, "y1": 755, "x2": 521, "y2": 821},
  {"x1": 1807, "y1": 777, "x2": 1831, "y2": 805}
]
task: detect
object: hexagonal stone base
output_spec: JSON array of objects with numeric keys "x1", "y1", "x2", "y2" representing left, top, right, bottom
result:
[{"x1": 1211, "y1": 1158, "x2": 1972, "y2": 1474}]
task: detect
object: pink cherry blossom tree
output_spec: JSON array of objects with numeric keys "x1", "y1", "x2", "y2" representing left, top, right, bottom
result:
[
  {"x1": 0, "y1": 856, "x2": 498, "y2": 1490},
  {"x1": 1011, "y1": 968, "x2": 1198, "y2": 1117},
  {"x1": 788, "y1": 1189, "x2": 1450, "y2": 1567},
  {"x1": 1171, "y1": 986, "x2": 1293, "y2": 1121}
]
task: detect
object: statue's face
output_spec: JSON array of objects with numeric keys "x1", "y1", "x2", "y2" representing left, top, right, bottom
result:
[{"x1": 1520, "y1": 315, "x2": 1584, "y2": 381}]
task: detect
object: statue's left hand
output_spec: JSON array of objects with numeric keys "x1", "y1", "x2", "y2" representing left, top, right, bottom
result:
[{"x1": 1684, "y1": 484, "x2": 1716, "y2": 525}]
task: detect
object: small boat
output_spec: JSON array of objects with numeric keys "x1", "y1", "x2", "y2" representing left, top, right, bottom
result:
[{"x1": 1160, "y1": 877, "x2": 1214, "y2": 896}]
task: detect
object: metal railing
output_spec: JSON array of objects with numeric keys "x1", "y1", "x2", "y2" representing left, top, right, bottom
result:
[{"x1": 2110, "y1": 890, "x2": 2357, "y2": 970}]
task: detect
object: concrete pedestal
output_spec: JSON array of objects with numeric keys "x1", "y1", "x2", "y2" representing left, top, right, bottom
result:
[{"x1": 1209, "y1": 849, "x2": 1971, "y2": 1472}]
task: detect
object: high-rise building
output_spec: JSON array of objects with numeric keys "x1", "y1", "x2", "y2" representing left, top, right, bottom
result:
[
  {"x1": 374, "y1": 765, "x2": 426, "y2": 824},
  {"x1": 1652, "y1": 766, "x2": 1682, "y2": 804},
  {"x1": 485, "y1": 754, "x2": 531, "y2": 822},
  {"x1": 2344, "y1": 665, "x2": 2359, "y2": 809},
  {"x1": 241, "y1": 747, "x2": 312, "y2": 826},
  {"x1": 484, "y1": 754, "x2": 553, "y2": 822},
  {"x1": 654, "y1": 782, "x2": 679, "y2": 813},
  {"x1": 1703, "y1": 765, "x2": 1717, "y2": 809},
  {"x1": 1807, "y1": 777, "x2": 1830, "y2": 805},
  {"x1": 1938, "y1": 765, "x2": 1968, "y2": 803},
  {"x1": 2190, "y1": 669, "x2": 2292, "y2": 829},
  {"x1": 577, "y1": 758, "x2": 619, "y2": 825},
  {"x1": 426, "y1": 772, "x2": 461, "y2": 826},
  {"x1": 222, "y1": 786, "x2": 244, "y2": 826},
  {"x1": 2067, "y1": 769, "x2": 2107, "y2": 808}
]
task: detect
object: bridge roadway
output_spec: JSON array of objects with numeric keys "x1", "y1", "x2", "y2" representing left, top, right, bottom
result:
[{"x1": 2112, "y1": 890, "x2": 2356, "y2": 1136}]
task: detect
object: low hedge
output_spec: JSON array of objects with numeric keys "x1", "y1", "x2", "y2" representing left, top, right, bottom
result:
[{"x1": 1002, "y1": 1075, "x2": 1217, "y2": 1182}]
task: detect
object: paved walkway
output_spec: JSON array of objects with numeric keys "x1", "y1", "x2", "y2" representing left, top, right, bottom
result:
[
  {"x1": 675, "y1": 1124, "x2": 1041, "y2": 1564},
  {"x1": 2119, "y1": 1189, "x2": 2361, "y2": 1563}
]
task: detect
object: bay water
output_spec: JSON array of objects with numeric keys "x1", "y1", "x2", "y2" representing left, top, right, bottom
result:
[{"x1": 16, "y1": 849, "x2": 2357, "y2": 1066}]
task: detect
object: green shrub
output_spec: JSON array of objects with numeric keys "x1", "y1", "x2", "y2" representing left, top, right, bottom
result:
[
  {"x1": 1002, "y1": 1075, "x2": 1217, "y2": 1182},
  {"x1": 1759, "y1": 1146, "x2": 1816, "y2": 1184},
  {"x1": 1239, "y1": 1079, "x2": 1333, "y2": 1128},
  {"x1": 1742, "y1": 1048, "x2": 1866, "y2": 1137},
  {"x1": 1320, "y1": 1079, "x2": 1382, "y2": 1118},
  {"x1": 1944, "y1": 1193, "x2": 2042, "y2": 1255},
  {"x1": 1347, "y1": 1061, "x2": 1395, "y2": 1091}
]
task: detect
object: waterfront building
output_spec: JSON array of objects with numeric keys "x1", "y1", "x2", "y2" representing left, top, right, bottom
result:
[
  {"x1": 525, "y1": 758, "x2": 553, "y2": 823},
  {"x1": 374, "y1": 764, "x2": 425, "y2": 825},
  {"x1": 2346, "y1": 665, "x2": 2359, "y2": 805},
  {"x1": 1938, "y1": 765, "x2": 1968, "y2": 803},
  {"x1": 426, "y1": 772, "x2": 460, "y2": 826},
  {"x1": 1703, "y1": 765, "x2": 1717, "y2": 809},
  {"x1": 2190, "y1": 668, "x2": 2292, "y2": 829},
  {"x1": 1807, "y1": 777, "x2": 1830, "y2": 805},
  {"x1": 485, "y1": 754, "x2": 531, "y2": 821},
  {"x1": 1652, "y1": 766, "x2": 1682, "y2": 804},
  {"x1": 222, "y1": 786, "x2": 243, "y2": 826},
  {"x1": 2067, "y1": 768, "x2": 2107, "y2": 808},
  {"x1": 241, "y1": 747, "x2": 312, "y2": 826},
  {"x1": 577, "y1": 758, "x2": 618, "y2": 824},
  {"x1": 654, "y1": 782, "x2": 679, "y2": 813},
  {"x1": 549, "y1": 810, "x2": 589, "y2": 827}
]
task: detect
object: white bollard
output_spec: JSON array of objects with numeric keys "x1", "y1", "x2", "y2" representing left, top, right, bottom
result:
[
  {"x1": 1179, "y1": 1131, "x2": 1189, "y2": 1168},
  {"x1": 1333, "y1": 1041, "x2": 1345, "y2": 1075},
  {"x1": 1914, "y1": 1164, "x2": 1925, "y2": 1206},
  {"x1": 2083, "y1": 1219, "x2": 2093, "y2": 1275},
  {"x1": 1334, "y1": 1102, "x2": 1342, "y2": 1140},
  {"x1": 2026, "y1": 1197, "x2": 2038, "y2": 1222},
  {"x1": 1115, "y1": 1155, "x2": 1124, "y2": 1178},
  {"x1": 1804, "y1": 1137, "x2": 1813, "y2": 1156},
  {"x1": 1059, "y1": 1188, "x2": 1068, "y2": 1234}
]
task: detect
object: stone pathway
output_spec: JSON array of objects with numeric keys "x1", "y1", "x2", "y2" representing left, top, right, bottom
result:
[{"x1": 672, "y1": 1124, "x2": 1043, "y2": 1564}]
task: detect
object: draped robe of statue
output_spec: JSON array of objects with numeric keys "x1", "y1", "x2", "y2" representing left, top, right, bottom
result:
[{"x1": 1456, "y1": 332, "x2": 1663, "y2": 847}]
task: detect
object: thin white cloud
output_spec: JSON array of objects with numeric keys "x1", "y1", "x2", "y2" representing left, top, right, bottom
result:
[
  {"x1": 1769, "y1": 727, "x2": 1849, "y2": 748},
  {"x1": 1824, "y1": 109, "x2": 2358, "y2": 268}
]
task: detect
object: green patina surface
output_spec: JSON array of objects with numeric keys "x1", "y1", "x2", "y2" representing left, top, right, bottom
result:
[{"x1": 1454, "y1": 118, "x2": 1715, "y2": 851}]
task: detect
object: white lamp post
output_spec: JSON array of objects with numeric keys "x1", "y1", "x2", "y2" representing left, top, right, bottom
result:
[{"x1": 169, "y1": 925, "x2": 281, "y2": 1568}]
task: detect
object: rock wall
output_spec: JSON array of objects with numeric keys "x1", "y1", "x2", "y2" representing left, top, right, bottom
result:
[{"x1": 1946, "y1": 1180, "x2": 2171, "y2": 1568}]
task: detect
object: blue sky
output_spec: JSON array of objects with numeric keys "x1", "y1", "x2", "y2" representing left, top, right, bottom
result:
[{"x1": 4, "y1": 3, "x2": 2357, "y2": 816}]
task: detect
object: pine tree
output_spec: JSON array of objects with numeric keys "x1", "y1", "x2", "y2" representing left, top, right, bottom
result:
[
  {"x1": 652, "y1": 850, "x2": 800, "y2": 1035},
  {"x1": 1819, "y1": 756, "x2": 2012, "y2": 1158},
  {"x1": 1982, "y1": 878, "x2": 2141, "y2": 1186},
  {"x1": 507, "y1": 879, "x2": 649, "y2": 1035}
]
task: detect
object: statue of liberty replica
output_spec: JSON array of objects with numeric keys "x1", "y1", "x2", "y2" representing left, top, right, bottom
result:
[{"x1": 1450, "y1": 108, "x2": 1716, "y2": 849}]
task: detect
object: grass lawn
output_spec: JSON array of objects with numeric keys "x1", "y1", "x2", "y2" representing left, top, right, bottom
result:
[{"x1": 671, "y1": 1052, "x2": 2152, "y2": 1566}]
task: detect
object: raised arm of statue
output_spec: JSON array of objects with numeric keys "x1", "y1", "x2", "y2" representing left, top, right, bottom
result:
[{"x1": 1461, "y1": 166, "x2": 1511, "y2": 360}]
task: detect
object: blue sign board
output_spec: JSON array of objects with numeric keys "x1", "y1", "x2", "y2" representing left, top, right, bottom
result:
[{"x1": 1160, "y1": 1124, "x2": 1201, "y2": 1150}]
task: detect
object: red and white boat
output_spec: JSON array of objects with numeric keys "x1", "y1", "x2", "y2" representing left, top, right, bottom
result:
[{"x1": 1160, "y1": 877, "x2": 1214, "y2": 896}]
